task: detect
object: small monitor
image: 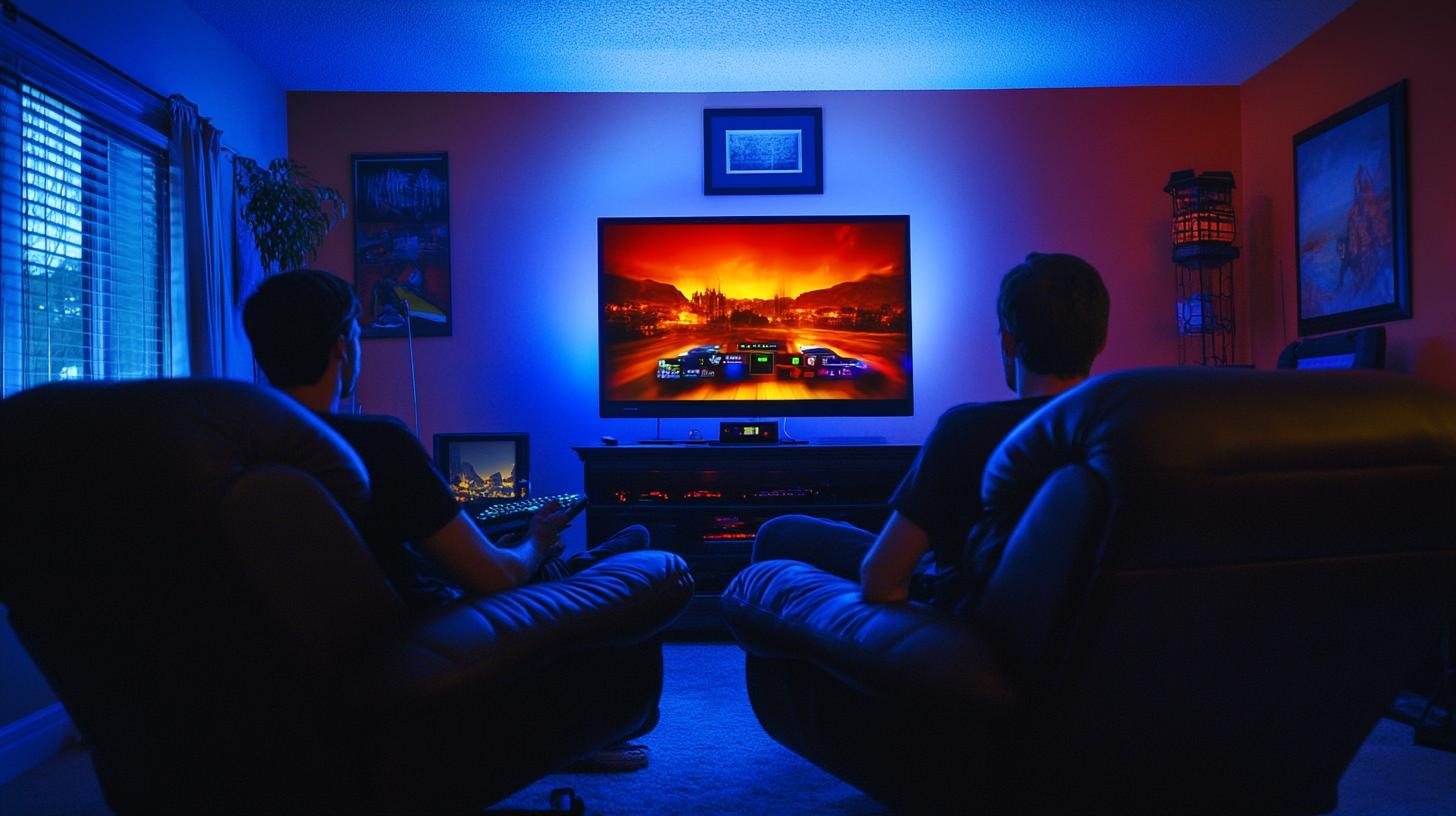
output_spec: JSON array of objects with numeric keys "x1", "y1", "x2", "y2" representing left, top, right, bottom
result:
[
  {"x1": 1277, "y1": 326, "x2": 1386, "y2": 371},
  {"x1": 433, "y1": 433, "x2": 529, "y2": 505}
]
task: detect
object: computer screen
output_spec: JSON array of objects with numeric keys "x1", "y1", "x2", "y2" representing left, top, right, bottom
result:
[
  {"x1": 598, "y1": 215, "x2": 913, "y2": 418},
  {"x1": 1277, "y1": 326, "x2": 1386, "y2": 371},
  {"x1": 433, "y1": 433, "x2": 528, "y2": 505},
  {"x1": 1294, "y1": 353, "x2": 1358, "y2": 370}
]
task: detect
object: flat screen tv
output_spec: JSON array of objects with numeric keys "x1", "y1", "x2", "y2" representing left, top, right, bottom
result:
[{"x1": 599, "y1": 215, "x2": 912, "y2": 418}]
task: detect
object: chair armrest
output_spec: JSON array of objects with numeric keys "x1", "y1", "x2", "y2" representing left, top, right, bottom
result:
[
  {"x1": 345, "y1": 550, "x2": 692, "y2": 714},
  {"x1": 722, "y1": 560, "x2": 1023, "y2": 719}
]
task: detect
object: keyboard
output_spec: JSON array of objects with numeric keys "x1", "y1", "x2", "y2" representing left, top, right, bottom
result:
[{"x1": 472, "y1": 492, "x2": 588, "y2": 530}]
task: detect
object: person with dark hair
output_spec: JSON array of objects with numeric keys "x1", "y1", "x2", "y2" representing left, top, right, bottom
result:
[
  {"x1": 243, "y1": 270, "x2": 656, "y2": 771},
  {"x1": 753, "y1": 252, "x2": 1110, "y2": 608}
]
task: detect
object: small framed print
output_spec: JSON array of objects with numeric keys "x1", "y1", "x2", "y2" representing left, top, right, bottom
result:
[{"x1": 704, "y1": 107, "x2": 823, "y2": 195}]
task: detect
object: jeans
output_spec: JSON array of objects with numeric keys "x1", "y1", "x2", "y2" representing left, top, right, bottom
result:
[
  {"x1": 750, "y1": 514, "x2": 875, "y2": 581},
  {"x1": 533, "y1": 524, "x2": 651, "y2": 583},
  {"x1": 751, "y1": 513, "x2": 943, "y2": 601}
]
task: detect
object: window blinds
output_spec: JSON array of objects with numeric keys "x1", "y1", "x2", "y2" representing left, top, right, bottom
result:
[{"x1": 1, "y1": 64, "x2": 170, "y2": 396}]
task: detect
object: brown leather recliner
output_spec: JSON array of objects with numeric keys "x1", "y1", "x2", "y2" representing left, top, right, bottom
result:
[
  {"x1": 724, "y1": 368, "x2": 1456, "y2": 815},
  {"x1": 0, "y1": 379, "x2": 693, "y2": 815}
]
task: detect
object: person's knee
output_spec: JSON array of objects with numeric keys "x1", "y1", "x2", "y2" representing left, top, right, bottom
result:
[
  {"x1": 615, "y1": 523, "x2": 650, "y2": 551},
  {"x1": 751, "y1": 514, "x2": 818, "y2": 563}
]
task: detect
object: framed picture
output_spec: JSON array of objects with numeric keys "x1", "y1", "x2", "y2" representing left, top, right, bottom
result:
[
  {"x1": 432, "y1": 432, "x2": 529, "y2": 504},
  {"x1": 352, "y1": 152, "x2": 452, "y2": 338},
  {"x1": 1293, "y1": 81, "x2": 1410, "y2": 336},
  {"x1": 704, "y1": 107, "x2": 823, "y2": 195}
]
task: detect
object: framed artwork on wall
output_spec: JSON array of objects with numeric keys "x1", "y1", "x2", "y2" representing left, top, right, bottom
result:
[
  {"x1": 704, "y1": 107, "x2": 823, "y2": 195},
  {"x1": 352, "y1": 152, "x2": 452, "y2": 338},
  {"x1": 1293, "y1": 81, "x2": 1410, "y2": 337}
]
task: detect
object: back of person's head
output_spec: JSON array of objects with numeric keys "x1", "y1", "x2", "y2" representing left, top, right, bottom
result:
[
  {"x1": 243, "y1": 270, "x2": 359, "y2": 388},
  {"x1": 996, "y1": 252, "x2": 1110, "y2": 378}
]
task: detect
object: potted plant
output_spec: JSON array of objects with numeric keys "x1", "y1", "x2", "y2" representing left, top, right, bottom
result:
[{"x1": 235, "y1": 157, "x2": 347, "y2": 274}]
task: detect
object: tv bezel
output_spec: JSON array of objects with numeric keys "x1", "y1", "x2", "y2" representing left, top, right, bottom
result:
[{"x1": 597, "y1": 214, "x2": 913, "y2": 419}]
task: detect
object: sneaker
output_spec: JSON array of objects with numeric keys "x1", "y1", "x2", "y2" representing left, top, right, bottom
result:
[{"x1": 562, "y1": 741, "x2": 650, "y2": 773}]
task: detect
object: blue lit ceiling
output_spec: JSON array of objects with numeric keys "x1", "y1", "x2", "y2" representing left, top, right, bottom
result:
[{"x1": 182, "y1": 0, "x2": 1357, "y2": 93}]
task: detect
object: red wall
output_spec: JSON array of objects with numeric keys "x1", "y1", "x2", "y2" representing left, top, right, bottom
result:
[
  {"x1": 288, "y1": 87, "x2": 1239, "y2": 497},
  {"x1": 1240, "y1": 0, "x2": 1456, "y2": 389}
]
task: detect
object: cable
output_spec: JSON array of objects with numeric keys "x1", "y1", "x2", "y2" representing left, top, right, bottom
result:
[
  {"x1": 401, "y1": 299, "x2": 421, "y2": 437},
  {"x1": 779, "y1": 416, "x2": 807, "y2": 444},
  {"x1": 1278, "y1": 256, "x2": 1289, "y2": 355}
]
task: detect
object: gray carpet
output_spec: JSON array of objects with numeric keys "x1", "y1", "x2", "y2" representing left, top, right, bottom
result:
[{"x1": 3, "y1": 643, "x2": 1454, "y2": 815}]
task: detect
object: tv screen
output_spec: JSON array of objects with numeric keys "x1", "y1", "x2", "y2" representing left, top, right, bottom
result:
[
  {"x1": 599, "y1": 215, "x2": 912, "y2": 418},
  {"x1": 433, "y1": 433, "x2": 528, "y2": 504}
]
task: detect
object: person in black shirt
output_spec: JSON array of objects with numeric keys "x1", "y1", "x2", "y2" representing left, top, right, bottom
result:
[
  {"x1": 242, "y1": 270, "x2": 648, "y2": 608},
  {"x1": 753, "y1": 252, "x2": 1110, "y2": 609},
  {"x1": 243, "y1": 270, "x2": 657, "y2": 771}
]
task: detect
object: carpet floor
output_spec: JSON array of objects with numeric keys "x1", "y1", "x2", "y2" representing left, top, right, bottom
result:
[{"x1": 3, "y1": 643, "x2": 1453, "y2": 814}]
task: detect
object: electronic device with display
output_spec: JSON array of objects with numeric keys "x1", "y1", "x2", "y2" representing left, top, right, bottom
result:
[
  {"x1": 435, "y1": 433, "x2": 591, "y2": 533},
  {"x1": 719, "y1": 420, "x2": 779, "y2": 444},
  {"x1": 1277, "y1": 326, "x2": 1386, "y2": 371},
  {"x1": 433, "y1": 433, "x2": 529, "y2": 506},
  {"x1": 599, "y1": 215, "x2": 913, "y2": 418}
]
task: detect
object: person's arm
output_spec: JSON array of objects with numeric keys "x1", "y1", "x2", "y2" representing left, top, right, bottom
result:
[
  {"x1": 416, "y1": 501, "x2": 569, "y2": 596},
  {"x1": 859, "y1": 511, "x2": 931, "y2": 603}
]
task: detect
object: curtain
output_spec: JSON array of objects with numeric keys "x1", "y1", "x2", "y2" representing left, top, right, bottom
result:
[
  {"x1": 233, "y1": 152, "x2": 266, "y2": 383},
  {"x1": 170, "y1": 95, "x2": 246, "y2": 378}
]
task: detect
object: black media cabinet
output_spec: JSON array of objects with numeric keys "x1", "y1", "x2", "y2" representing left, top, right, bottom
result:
[{"x1": 573, "y1": 442, "x2": 920, "y2": 636}]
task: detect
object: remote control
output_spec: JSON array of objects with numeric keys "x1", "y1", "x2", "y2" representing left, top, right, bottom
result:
[{"x1": 472, "y1": 492, "x2": 588, "y2": 530}]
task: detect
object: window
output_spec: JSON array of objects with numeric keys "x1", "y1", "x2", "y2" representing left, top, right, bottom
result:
[{"x1": 1, "y1": 73, "x2": 170, "y2": 396}]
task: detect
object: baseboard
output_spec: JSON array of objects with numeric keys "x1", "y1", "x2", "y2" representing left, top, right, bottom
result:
[{"x1": 0, "y1": 703, "x2": 76, "y2": 786}]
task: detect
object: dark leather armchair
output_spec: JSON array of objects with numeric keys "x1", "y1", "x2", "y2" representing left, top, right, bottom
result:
[
  {"x1": 0, "y1": 379, "x2": 693, "y2": 815},
  {"x1": 724, "y1": 368, "x2": 1456, "y2": 815}
]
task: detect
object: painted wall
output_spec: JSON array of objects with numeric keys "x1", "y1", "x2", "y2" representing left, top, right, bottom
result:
[
  {"x1": 289, "y1": 87, "x2": 1241, "y2": 514},
  {"x1": 4, "y1": 0, "x2": 287, "y2": 745},
  {"x1": 1240, "y1": 0, "x2": 1456, "y2": 388},
  {"x1": 25, "y1": 0, "x2": 288, "y2": 159}
]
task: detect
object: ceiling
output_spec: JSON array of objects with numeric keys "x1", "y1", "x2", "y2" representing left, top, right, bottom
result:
[{"x1": 182, "y1": 0, "x2": 1358, "y2": 93}]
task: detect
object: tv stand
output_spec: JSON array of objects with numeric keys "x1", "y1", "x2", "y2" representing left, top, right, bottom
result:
[{"x1": 573, "y1": 442, "x2": 919, "y2": 635}]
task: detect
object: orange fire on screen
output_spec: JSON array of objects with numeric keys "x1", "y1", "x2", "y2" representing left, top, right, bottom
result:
[
  {"x1": 600, "y1": 220, "x2": 910, "y2": 403},
  {"x1": 602, "y1": 221, "x2": 905, "y2": 300}
]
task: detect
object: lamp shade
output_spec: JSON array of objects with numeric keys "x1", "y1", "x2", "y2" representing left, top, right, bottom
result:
[{"x1": 1165, "y1": 169, "x2": 1237, "y2": 251}]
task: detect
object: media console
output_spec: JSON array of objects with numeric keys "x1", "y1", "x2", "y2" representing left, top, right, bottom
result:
[{"x1": 573, "y1": 442, "x2": 920, "y2": 635}]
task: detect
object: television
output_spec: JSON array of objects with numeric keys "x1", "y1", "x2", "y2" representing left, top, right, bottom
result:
[
  {"x1": 598, "y1": 215, "x2": 912, "y2": 418},
  {"x1": 1276, "y1": 326, "x2": 1386, "y2": 371},
  {"x1": 433, "y1": 433, "x2": 529, "y2": 505}
]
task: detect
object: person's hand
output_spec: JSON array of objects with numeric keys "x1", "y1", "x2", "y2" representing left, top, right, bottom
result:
[{"x1": 527, "y1": 499, "x2": 571, "y2": 554}]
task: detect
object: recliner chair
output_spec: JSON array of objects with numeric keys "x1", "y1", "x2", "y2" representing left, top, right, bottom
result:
[
  {"x1": 0, "y1": 379, "x2": 693, "y2": 815},
  {"x1": 723, "y1": 367, "x2": 1456, "y2": 815}
]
